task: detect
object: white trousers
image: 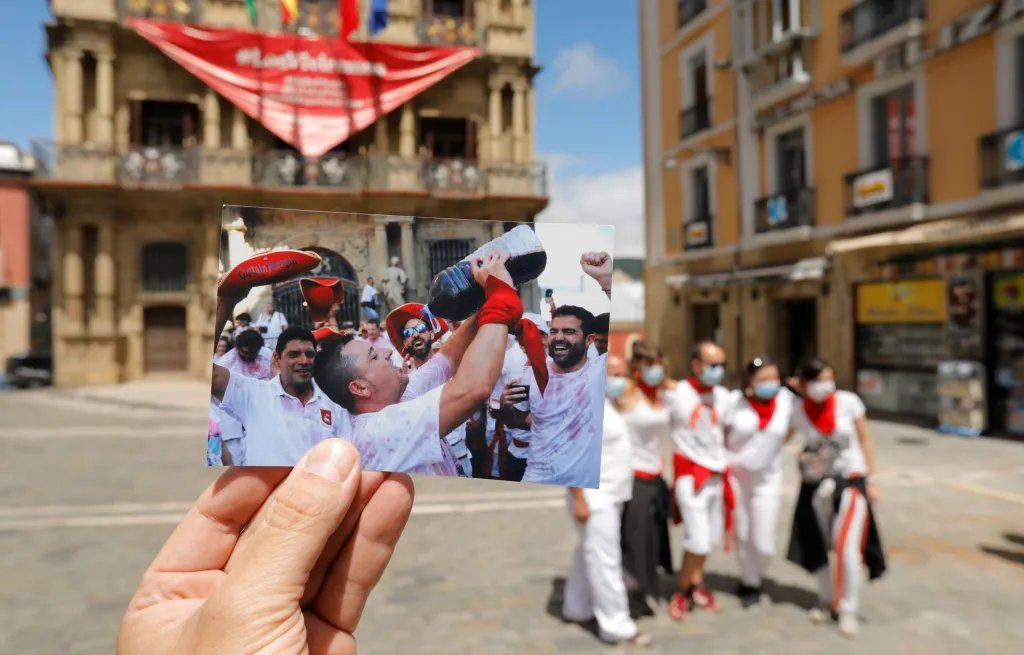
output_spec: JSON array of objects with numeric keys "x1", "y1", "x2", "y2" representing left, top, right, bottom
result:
[
  {"x1": 562, "y1": 499, "x2": 638, "y2": 643},
  {"x1": 731, "y1": 469, "x2": 782, "y2": 587},
  {"x1": 675, "y1": 474, "x2": 725, "y2": 556},
  {"x1": 811, "y1": 478, "x2": 869, "y2": 614}
]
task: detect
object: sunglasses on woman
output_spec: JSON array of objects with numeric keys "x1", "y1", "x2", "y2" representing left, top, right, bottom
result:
[{"x1": 401, "y1": 322, "x2": 430, "y2": 340}]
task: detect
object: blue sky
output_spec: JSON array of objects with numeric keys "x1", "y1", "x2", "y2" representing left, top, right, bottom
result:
[{"x1": 0, "y1": 1, "x2": 646, "y2": 256}]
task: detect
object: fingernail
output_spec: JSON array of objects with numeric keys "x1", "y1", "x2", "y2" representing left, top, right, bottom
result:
[{"x1": 303, "y1": 439, "x2": 356, "y2": 483}]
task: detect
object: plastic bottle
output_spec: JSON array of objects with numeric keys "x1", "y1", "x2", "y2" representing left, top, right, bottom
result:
[{"x1": 426, "y1": 224, "x2": 547, "y2": 321}]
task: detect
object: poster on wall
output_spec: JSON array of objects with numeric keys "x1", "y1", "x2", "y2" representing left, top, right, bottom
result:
[
  {"x1": 937, "y1": 360, "x2": 987, "y2": 438},
  {"x1": 946, "y1": 272, "x2": 985, "y2": 359},
  {"x1": 992, "y1": 272, "x2": 1024, "y2": 436}
]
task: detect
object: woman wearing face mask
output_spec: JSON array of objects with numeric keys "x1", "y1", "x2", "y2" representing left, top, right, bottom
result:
[
  {"x1": 723, "y1": 356, "x2": 794, "y2": 608},
  {"x1": 785, "y1": 357, "x2": 887, "y2": 639},
  {"x1": 616, "y1": 341, "x2": 675, "y2": 613}
]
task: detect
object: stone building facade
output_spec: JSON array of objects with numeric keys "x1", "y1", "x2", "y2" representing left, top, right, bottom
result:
[{"x1": 34, "y1": 0, "x2": 548, "y2": 387}]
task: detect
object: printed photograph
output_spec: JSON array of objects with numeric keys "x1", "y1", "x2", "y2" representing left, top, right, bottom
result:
[{"x1": 208, "y1": 206, "x2": 616, "y2": 489}]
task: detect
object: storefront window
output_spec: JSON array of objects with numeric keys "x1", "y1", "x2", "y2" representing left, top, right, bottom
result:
[{"x1": 989, "y1": 271, "x2": 1024, "y2": 436}]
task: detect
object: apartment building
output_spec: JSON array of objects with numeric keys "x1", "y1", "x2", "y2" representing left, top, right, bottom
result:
[
  {"x1": 642, "y1": 0, "x2": 1024, "y2": 435},
  {"x1": 34, "y1": 0, "x2": 547, "y2": 387}
]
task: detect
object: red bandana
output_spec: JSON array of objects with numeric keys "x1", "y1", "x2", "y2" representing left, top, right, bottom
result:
[
  {"x1": 635, "y1": 370, "x2": 660, "y2": 404},
  {"x1": 749, "y1": 396, "x2": 776, "y2": 430},
  {"x1": 803, "y1": 393, "x2": 836, "y2": 435},
  {"x1": 686, "y1": 375, "x2": 713, "y2": 395}
]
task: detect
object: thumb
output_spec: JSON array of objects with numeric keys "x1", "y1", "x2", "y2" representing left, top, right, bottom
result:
[{"x1": 221, "y1": 439, "x2": 362, "y2": 601}]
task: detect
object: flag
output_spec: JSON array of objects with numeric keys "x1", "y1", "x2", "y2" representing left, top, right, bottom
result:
[
  {"x1": 244, "y1": 0, "x2": 257, "y2": 23},
  {"x1": 281, "y1": 0, "x2": 299, "y2": 26},
  {"x1": 340, "y1": 0, "x2": 360, "y2": 39},
  {"x1": 369, "y1": 0, "x2": 389, "y2": 37}
]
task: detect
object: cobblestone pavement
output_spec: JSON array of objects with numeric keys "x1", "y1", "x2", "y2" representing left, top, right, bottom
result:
[{"x1": 2, "y1": 388, "x2": 1023, "y2": 654}]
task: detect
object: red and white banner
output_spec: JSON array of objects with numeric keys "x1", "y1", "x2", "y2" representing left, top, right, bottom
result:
[{"x1": 128, "y1": 19, "x2": 479, "y2": 158}]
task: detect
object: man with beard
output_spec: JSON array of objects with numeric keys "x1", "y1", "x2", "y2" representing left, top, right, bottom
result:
[
  {"x1": 210, "y1": 329, "x2": 275, "y2": 466},
  {"x1": 314, "y1": 252, "x2": 522, "y2": 477},
  {"x1": 589, "y1": 312, "x2": 610, "y2": 358},
  {"x1": 211, "y1": 326, "x2": 351, "y2": 466},
  {"x1": 500, "y1": 252, "x2": 613, "y2": 488}
]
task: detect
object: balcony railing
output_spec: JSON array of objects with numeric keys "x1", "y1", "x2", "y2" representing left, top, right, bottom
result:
[
  {"x1": 30, "y1": 142, "x2": 549, "y2": 198},
  {"x1": 843, "y1": 156, "x2": 929, "y2": 216},
  {"x1": 754, "y1": 186, "x2": 816, "y2": 234},
  {"x1": 684, "y1": 211, "x2": 715, "y2": 249},
  {"x1": 677, "y1": 0, "x2": 708, "y2": 30},
  {"x1": 680, "y1": 98, "x2": 713, "y2": 140},
  {"x1": 118, "y1": 0, "x2": 201, "y2": 23},
  {"x1": 980, "y1": 124, "x2": 1024, "y2": 190},
  {"x1": 419, "y1": 13, "x2": 479, "y2": 46},
  {"x1": 839, "y1": 0, "x2": 924, "y2": 54}
]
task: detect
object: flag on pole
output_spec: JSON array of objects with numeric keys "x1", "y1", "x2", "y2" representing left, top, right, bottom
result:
[
  {"x1": 369, "y1": 0, "x2": 390, "y2": 37},
  {"x1": 281, "y1": 0, "x2": 299, "y2": 27},
  {"x1": 340, "y1": 0, "x2": 360, "y2": 39},
  {"x1": 244, "y1": 0, "x2": 258, "y2": 24}
]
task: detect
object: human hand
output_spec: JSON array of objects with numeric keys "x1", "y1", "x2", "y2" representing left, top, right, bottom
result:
[
  {"x1": 470, "y1": 251, "x2": 514, "y2": 288},
  {"x1": 580, "y1": 251, "x2": 613, "y2": 289},
  {"x1": 500, "y1": 380, "x2": 529, "y2": 408},
  {"x1": 867, "y1": 480, "x2": 880, "y2": 504},
  {"x1": 571, "y1": 492, "x2": 590, "y2": 524},
  {"x1": 117, "y1": 439, "x2": 414, "y2": 655}
]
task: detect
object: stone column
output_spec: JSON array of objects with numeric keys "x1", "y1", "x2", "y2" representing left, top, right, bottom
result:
[
  {"x1": 789, "y1": 0, "x2": 801, "y2": 30},
  {"x1": 63, "y1": 223, "x2": 84, "y2": 333},
  {"x1": 397, "y1": 218, "x2": 416, "y2": 301},
  {"x1": 53, "y1": 53, "x2": 66, "y2": 144},
  {"x1": 771, "y1": 0, "x2": 782, "y2": 40},
  {"x1": 231, "y1": 106, "x2": 247, "y2": 148},
  {"x1": 94, "y1": 219, "x2": 116, "y2": 334},
  {"x1": 375, "y1": 114, "x2": 389, "y2": 153},
  {"x1": 95, "y1": 52, "x2": 115, "y2": 147},
  {"x1": 512, "y1": 80, "x2": 526, "y2": 163},
  {"x1": 491, "y1": 221, "x2": 505, "y2": 240},
  {"x1": 399, "y1": 103, "x2": 415, "y2": 157},
  {"x1": 525, "y1": 82, "x2": 535, "y2": 161},
  {"x1": 512, "y1": 0, "x2": 524, "y2": 24},
  {"x1": 204, "y1": 87, "x2": 221, "y2": 148},
  {"x1": 64, "y1": 49, "x2": 84, "y2": 144},
  {"x1": 373, "y1": 218, "x2": 389, "y2": 294},
  {"x1": 488, "y1": 79, "x2": 503, "y2": 162}
]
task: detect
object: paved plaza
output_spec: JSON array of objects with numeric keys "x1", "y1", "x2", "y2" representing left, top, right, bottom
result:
[{"x1": 1, "y1": 383, "x2": 1023, "y2": 654}]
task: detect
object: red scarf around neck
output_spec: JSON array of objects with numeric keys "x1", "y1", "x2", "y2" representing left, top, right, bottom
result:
[
  {"x1": 686, "y1": 375, "x2": 713, "y2": 395},
  {"x1": 634, "y1": 370, "x2": 660, "y2": 404},
  {"x1": 803, "y1": 393, "x2": 836, "y2": 435},
  {"x1": 748, "y1": 395, "x2": 777, "y2": 430}
]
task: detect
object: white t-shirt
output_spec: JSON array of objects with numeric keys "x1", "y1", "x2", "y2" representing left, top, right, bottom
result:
[
  {"x1": 255, "y1": 311, "x2": 288, "y2": 339},
  {"x1": 505, "y1": 359, "x2": 534, "y2": 460},
  {"x1": 217, "y1": 374, "x2": 352, "y2": 466},
  {"x1": 521, "y1": 353, "x2": 607, "y2": 488},
  {"x1": 215, "y1": 346, "x2": 275, "y2": 380},
  {"x1": 486, "y1": 344, "x2": 530, "y2": 473},
  {"x1": 360, "y1": 284, "x2": 378, "y2": 304},
  {"x1": 665, "y1": 379, "x2": 734, "y2": 472},
  {"x1": 790, "y1": 390, "x2": 868, "y2": 478},
  {"x1": 585, "y1": 399, "x2": 634, "y2": 507},
  {"x1": 620, "y1": 395, "x2": 670, "y2": 475},
  {"x1": 348, "y1": 355, "x2": 462, "y2": 477},
  {"x1": 724, "y1": 388, "x2": 795, "y2": 480}
]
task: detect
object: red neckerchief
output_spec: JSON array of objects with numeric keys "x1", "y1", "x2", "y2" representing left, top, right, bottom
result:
[
  {"x1": 749, "y1": 395, "x2": 777, "y2": 430},
  {"x1": 686, "y1": 375, "x2": 713, "y2": 395},
  {"x1": 635, "y1": 370, "x2": 660, "y2": 404},
  {"x1": 803, "y1": 393, "x2": 836, "y2": 435}
]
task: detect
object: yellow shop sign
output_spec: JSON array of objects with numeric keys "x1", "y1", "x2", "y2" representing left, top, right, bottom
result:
[{"x1": 856, "y1": 279, "x2": 947, "y2": 324}]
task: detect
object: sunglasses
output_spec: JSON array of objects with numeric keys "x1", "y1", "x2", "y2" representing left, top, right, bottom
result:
[{"x1": 401, "y1": 323, "x2": 430, "y2": 340}]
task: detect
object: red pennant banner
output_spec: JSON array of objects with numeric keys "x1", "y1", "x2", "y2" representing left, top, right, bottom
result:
[{"x1": 128, "y1": 19, "x2": 479, "y2": 158}]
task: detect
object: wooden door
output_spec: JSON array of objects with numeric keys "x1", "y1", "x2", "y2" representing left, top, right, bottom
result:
[{"x1": 143, "y1": 306, "x2": 188, "y2": 373}]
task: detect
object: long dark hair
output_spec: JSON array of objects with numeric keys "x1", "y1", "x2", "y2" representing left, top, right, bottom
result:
[{"x1": 797, "y1": 356, "x2": 831, "y2": 382}]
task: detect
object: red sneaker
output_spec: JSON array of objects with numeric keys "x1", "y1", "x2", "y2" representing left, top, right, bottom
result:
[
  {"x1": 691, "y1": 586, "x2": 723, "y2": 613},
  {"x1": 668, "y1": 592, "x2": 690, "y2": 621}
]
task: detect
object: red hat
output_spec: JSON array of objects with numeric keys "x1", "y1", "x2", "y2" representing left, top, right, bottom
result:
[
  {"x1": 385, "y1": 303, "x2": 449, "y2": 354},
  {"x1": 312, "y1": 325, "x2": 347, "y2": 346},
  {"x1": 300, "y1": 277, "x2": 346, "y2": 323}
]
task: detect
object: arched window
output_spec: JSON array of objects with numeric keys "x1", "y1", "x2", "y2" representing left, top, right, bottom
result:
[{"x1": 141, "y1": 242, "x2": 188, "y2": 292}]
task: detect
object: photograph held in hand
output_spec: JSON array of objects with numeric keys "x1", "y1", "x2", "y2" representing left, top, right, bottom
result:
[{"x1": 207, "y1": 207, "x2": 616, "y2": 489}]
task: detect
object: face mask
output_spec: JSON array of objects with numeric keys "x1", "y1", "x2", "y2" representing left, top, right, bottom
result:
[
  {"x1": 640, "y1": 365, "x2": 665, "y2": 387},
  {"x1": 606, "y1": 376, "x2": 628, "y2": 399},
  {"x1": 700, "y1": 364, "x2": 725, "y2": 386},
  {"x1": 753, "y1": 382, "x2": 780, "y2": 400},
  {"x1": 806, "y1": 380, "x2": 836, "y2": 403}
]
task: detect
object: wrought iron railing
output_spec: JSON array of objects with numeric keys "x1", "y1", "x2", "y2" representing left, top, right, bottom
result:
[
  {"x1": 843, "y1": 156, "x2": 929, "y2": 216},
  {"x1": 252, "y1": 150, "x2": 368, "y2": 189},
  {"x1": 754, "y1": 186, "x2": 816, "y2": 233},
  {"x1": 980, "y1": 124, "x2": 1024, "y2": 190},
  {"x1": 677, "y1": 0, "x2": 707, "y2": 30},
  {"x1": 118, "y1": 146, "x2": 199, "y2": 187},
  {"x1": 118, "y1": 0, "x2": 201, "y2": 23},
  {"x1": 423, "y1": 158, "x2": 484, "y2": 193},
  {"x1": 839, "y1": 0, "x2": 924, "y2": 54},
  {"x1": 680, "y1": 98, "x2": 713, "y2": 140},
  {"x1": 684, "y1": 210, "x2": 715, "y2": 249},
  {"x1": 419, "y1": 13, "x2": 479, "y2": 46}
]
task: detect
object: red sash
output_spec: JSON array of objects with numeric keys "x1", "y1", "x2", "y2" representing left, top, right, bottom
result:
[
  {"x1": 484, "y1": 422, "x2": 509, "y2": 479},
  {"x1": 670, "y1": 451, "x2": 735, "y2": 553}
]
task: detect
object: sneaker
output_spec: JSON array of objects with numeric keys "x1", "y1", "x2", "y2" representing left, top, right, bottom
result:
[
  {"x1": 739, "y1": 585, "x2": 762, "y2": 609},
  {"x1": 808, "y1": 605, "x2": 830, "y2": 624},
  {"x1": 627, "y1": 632, "x2": 654, "y2": 647},
  {"x1": 838, "y1": 611, "x2": 859, "y2": 637},
  {"x1": 691, "y1": 586, "x2": 723, "y2": 613},
  {"x1": 667, "y1": 592, "x2": 690, "y2": 622}
]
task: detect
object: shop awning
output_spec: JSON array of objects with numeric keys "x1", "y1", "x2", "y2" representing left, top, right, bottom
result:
[
  {"x1": 662, "y1": 256, "x2": 828, "y2": 289},
  {"x1": 826, "y1": 213, "x2": 1024, "y2": 255},
  {"x1": 128, "y1": 18, "x2": 479, "y2": 158}
]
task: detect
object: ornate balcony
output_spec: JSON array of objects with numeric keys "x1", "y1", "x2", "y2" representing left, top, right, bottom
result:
[
  {"x1": 980, "y1": 124, "x2": 1024, "y2": 190},
  {"x1": 684, "y1": 210, "x2": 715, "y2": 249},
  {"x1": 843, "y1": 156, "x2": 929, "y2": 217},
  {"x1": 754, "y1": 186, "x2": 815, "y2": 234},
  {"x1": 253, "y1": 150, "x2": 367, "y2": 190},
  {"x1": 677, "y1": 0, "x2": 708, "y2": 30},
  {"x1": 680, "y1": 98, "x2": 713, "y2": 140},
  {"x1": 839, "y1": 0, "x2": 924, "y2": 68},
  {"x1": 419, "y1": 14, "x2": 479, "y2": 47},
  {"x1": 118, "y1": 0, "x2": 201, "y2": 24},
  {"x1": 118, "y1": 146, "x2": 198, "y2": 188}
]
